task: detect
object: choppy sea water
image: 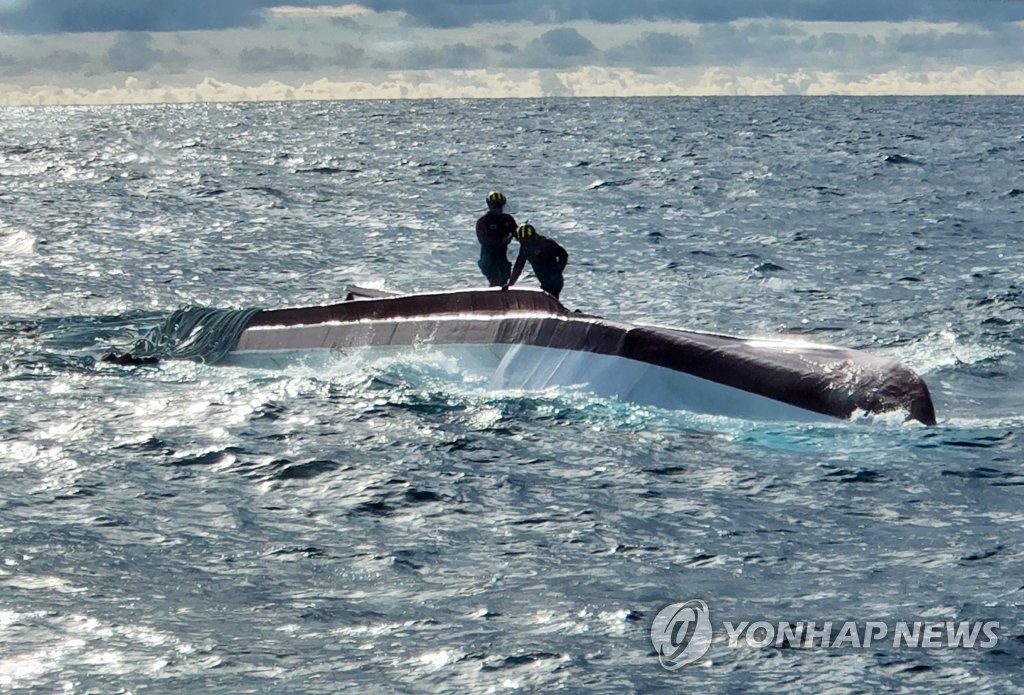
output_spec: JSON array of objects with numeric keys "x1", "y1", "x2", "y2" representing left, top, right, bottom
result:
[{"x1": 1, "y1": 96, "x2": 1024, "y2": 693}]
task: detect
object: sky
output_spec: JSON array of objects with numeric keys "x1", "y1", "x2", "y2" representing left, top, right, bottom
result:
[{"x1": 1, "y1": 1, "x2": 1024, "y2": 104}]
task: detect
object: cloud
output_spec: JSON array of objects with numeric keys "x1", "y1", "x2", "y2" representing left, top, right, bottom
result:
[
  {"x1": 4, "y1": 1, "x2": 1024, "y2": 34},
  {"x1": 400, "y1": 43, "x2": 488, "y2": 70},
  {"x1": 268, "y1": 4, "x2": 373, "y2": 19},
  {"x1": 1, "y1": 16, "x2": 1018, "y2": 79},
  {"x1": 521, "y1": 28, "x2": 598, "y2": 68},
  {"x1": 237, "y1": 46, "x2": 317, "y2": 73},
  {"x1": 105, "y1": 33, "x2": 190, "y2": 73},
  {"x1": 605, "y1": 32, "x2": 698, "y2": 68},
  {"x1": 535, "y1": 28, "x2": 597, "y2": 58},
  {"x1": 330, "y1": 44, "x2": 368, "y2": 68},
  {"x1": 1, "y1": 2, "x2": 1023, "y2": 102},
  {"x1": 890, "y1": 23, "x2": 1024, "y2": 64},
  {"x1": 0, "y1": 0, "x2": 269, "y2": 33},
  {"x1": 357, "y1": 0, "x2": 1024, "y2": 27},
  {"x1": 5, "y1": 66, "x2": 1024, "y2": 106}
]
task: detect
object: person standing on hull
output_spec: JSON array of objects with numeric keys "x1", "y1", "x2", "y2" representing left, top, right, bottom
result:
[
  {"x1": 475, "y1": 190, "x2": 518, "y2": 287},
  {"x1": 504, "y1": 223, "x2": 569, "y2": 299}
]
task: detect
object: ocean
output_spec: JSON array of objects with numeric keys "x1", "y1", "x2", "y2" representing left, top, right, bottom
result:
[{"x1": 1, "y1": 96, "x2": 1023, "y2": 693}]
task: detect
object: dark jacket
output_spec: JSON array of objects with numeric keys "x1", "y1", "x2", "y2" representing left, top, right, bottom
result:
[
  {"x1": 475, "y1": 211, "x2": 518, "y2": 253},
  {"x1": 509, "y1": 234, "x2": 569, "y2": 297},
  {"x1": 475, "y1": 211, "x2": 518, "y2": 286}
]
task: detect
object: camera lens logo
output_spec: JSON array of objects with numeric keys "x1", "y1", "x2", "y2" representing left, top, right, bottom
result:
[{"x1": 651, "y1": 600, "x2": 713, "y2": 670}]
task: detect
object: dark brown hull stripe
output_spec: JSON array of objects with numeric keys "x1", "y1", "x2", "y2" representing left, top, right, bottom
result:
[{"x1": 232, "y1": 288, "x2": 937, "y2": 425}]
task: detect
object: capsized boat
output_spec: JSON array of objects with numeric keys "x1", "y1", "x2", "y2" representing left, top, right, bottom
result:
[{"x1": 212, "y1": 286, "x2": 936, "y2": 425}]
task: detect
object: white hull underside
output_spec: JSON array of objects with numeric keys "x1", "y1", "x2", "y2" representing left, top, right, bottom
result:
[{"x1": 223, "y1": 342, "x2": 833, "y2": 423}]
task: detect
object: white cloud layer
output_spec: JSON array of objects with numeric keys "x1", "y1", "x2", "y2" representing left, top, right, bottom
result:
[{"x1": 4, "y1": 66, "x2": 1023, "y2": 105}]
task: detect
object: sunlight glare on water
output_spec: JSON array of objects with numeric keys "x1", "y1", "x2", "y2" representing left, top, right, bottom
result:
[{"x1": 1, "y1": 97, "x2": 1023, "y2": 693}]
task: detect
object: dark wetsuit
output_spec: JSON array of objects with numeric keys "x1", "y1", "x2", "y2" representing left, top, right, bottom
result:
[
  {"x1": 509, "y1": 235, "x2": 569, "y2": 299},
  {"x1": 475, "y1": 211, "x2": 518, "y2": 286}
]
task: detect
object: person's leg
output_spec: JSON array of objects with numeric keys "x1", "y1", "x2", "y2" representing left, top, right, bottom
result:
[
  {"x1": 477, "y1": 258, "x2": 493, "y2": 284},
  {"x1": 538, "y1": 273, "x2": 563, "y2": 299},
  {"x1": 495, "y1": 258, "x2": 511, "y2": 286},
  {"x1": 478, "y1": 256, "x2": 510, "y2": 286}
]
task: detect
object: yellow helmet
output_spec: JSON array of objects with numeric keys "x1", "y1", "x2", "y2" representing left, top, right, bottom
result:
[
  {"x1": 486, "y1": 191, "x2": 506, "y2": 208},
  {"x1": 515, "y1": 223, "x2": 535, "y2": 240}
]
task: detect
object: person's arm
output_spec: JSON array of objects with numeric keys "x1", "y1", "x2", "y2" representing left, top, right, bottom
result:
[
  {"x1": 507, "y1": 245, "x2": 527, "y2": 287},
  {"x1": 475, "y1": 216, "x2": 486, "y2": 244},
  {"x1": 546, "y1": 240, "x2": 568, "y2": 272},
  {"x1": 556, "y1": 244, "x2": 568, "y2": 272},
  {"x1": 504, "y1": 215, "x2": 518, "y2": 246}
]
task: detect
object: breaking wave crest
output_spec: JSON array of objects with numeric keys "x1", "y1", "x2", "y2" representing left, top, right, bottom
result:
[{"x1": 123, "y1": 306, "x2": 262, "y2": 364}]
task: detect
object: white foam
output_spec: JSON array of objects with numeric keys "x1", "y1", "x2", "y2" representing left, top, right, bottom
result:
[
  {"x1": 0, "y1": 227, "x2": 37, "y2": 258},
  {"x1": 886, "y1": 329, "x2": 1012, "y2": 375}
]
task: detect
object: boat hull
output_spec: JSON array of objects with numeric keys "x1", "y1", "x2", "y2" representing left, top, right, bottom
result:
[{"x1": 224, "y1": 288, "x2": 937, "y2": 425}]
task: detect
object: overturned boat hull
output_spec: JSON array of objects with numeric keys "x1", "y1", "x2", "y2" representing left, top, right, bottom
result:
[{"x1": 223, "y1": 288, "x2": 936, "y2": 425}]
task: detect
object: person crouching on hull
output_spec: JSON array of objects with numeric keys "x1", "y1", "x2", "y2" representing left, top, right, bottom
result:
[
  {"x1": 475, "y1": 190, "x2": 518, "y2": 286},
  {"x1": 504, "y1": 223, "x2": 569, "y2": 299}
]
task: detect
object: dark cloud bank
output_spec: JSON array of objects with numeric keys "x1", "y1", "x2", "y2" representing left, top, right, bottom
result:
[
  {"x1": 3, "y1": 0, "x2": 1024, "y2": 33},
  {"x1": 0, "y1": 0, "x2": 272, "y2": 33}
]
